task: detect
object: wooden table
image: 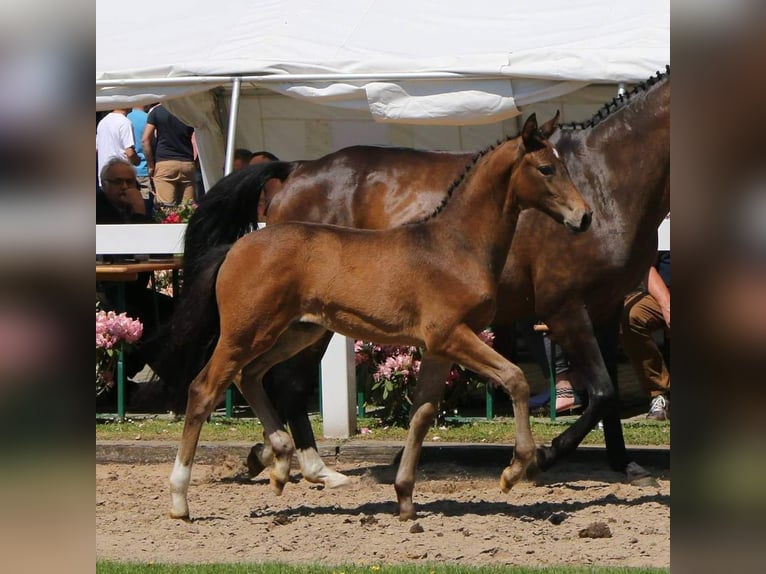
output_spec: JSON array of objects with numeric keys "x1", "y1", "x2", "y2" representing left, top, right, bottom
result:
[
  {"x1": 96, "y1": 257, "x2": 182, "y2": 281},
  {"x1": 96, "y1": 257, "x2": 182, "y2": 419}
]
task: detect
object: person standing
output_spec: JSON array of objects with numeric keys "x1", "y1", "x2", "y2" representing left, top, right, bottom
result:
[
  {"x1": 232, "y1": 148, "x2": 253, "y2": 171},
  {"x1": 96, "y1": 109, "x2": 140, "y2": 186},
  {"x1": 621, "y1": 251, "x2": 671, "y2": 420},
  {"x1": 127, "y1": 105, "x2": 153, "y2": 213},
  {"x1": 141, "y1": 104, "x2": 195, "y2": 206},
  {"x1": 249, "y1": 150, "x2": 279, "y2": 165}
]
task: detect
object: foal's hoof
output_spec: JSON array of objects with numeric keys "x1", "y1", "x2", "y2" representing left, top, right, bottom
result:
[
  {"x1": 500, "y1": 464, "x2": 524, "y2": 493},
  {"x1": 246, "y1": 445, "x2": 267, "y2": 477},
  {"x1": 269, "y1": 476, "x2": 287, "y2": 496}
]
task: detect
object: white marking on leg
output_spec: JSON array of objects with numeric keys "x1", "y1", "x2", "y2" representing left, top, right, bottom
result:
[
  {"x1": 169, "y1": 454, "x2": 192, "y2": 518},
  {"x1": 296, "y1": 448, "x2": 351, "y2": 488}
]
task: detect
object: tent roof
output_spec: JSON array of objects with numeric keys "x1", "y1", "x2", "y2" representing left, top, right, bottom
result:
[{"x1": 97, "y1": 0, "x2": 669, "y2": 122}]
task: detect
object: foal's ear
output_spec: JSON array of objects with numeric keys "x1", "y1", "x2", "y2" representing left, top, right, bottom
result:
[
  {"x1": 521, "y1": 113, "x2": 539, "y2": 148},
  {"x1": 538, "y1": 110, "x2": 561, "y2": 139}
]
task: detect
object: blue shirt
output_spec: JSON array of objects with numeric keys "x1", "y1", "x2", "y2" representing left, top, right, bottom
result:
[{"x1": 127, "y1": 108, "x2": 149, "y2": 177}]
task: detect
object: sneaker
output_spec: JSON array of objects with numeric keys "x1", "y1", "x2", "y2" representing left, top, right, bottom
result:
[{"x1": 647, "y1": 395, "x2": 669, "y2": 421}]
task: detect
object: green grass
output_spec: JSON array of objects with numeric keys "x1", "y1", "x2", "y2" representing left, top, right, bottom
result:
[
  {"x1": 97, "y1": 561, "x2": 667, "y2": 573},
  {"x1": 96, "y1": 414, "x2": 669, "y2": 447}
]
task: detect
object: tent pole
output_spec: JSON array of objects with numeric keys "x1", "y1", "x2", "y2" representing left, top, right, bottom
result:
[
  {"x1": 223, "y1": 77, "x2": 242, "y2": 177},
  {"x1": 222, "y1": 76, "x2": 242, "y2": 418}
]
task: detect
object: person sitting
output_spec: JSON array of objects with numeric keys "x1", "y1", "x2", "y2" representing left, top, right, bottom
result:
[
  {"x1": 621, "y1": 251, "x2": 671, "y2": 420},
  {"x1": 97, "y1": 158, "x2": 175, "y2": 408},
  {"x1": 97, "y1": 158, "x2": 150, "y2": 223},
  {"x1": 520, "y1": 320, "x2": 586, "y2": 414}
]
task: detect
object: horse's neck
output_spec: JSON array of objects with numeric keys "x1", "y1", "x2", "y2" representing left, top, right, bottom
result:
[
  {"x1": 558, "y1": 84, "x2": 669, "y2": 250},
  {"x1": 432, "y1": 140, "x2": 522, "y2": 273}
]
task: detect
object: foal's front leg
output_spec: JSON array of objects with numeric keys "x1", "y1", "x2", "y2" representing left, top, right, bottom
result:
[
  {"x1": 394, "y1": 353, "x2": 452, "y2": 520},
  {"x1": 441, "y1": 325, "x2": 536, "y2": 493}
]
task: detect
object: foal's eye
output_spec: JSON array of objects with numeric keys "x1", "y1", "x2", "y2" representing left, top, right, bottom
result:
[{"x1": 538, "y1": 165, "x2": 555, "y2": 176}]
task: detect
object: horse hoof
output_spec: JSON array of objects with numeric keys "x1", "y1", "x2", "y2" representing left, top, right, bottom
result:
[
  {"x1": 397, "y1": 508, "x2": 417, "y2": 522},
  {"x1": 500, "y1": 465, "x2": 523, "y2": 493},
  {"x1": 626, "y1": 461, "x2": 659, "y2": 487},
  {"x1": 269, "y1": 476, "x2": 286, "y2": 496},
  {"x1": 247, "y1": 445, "x2": 267, "y2": 477},
  {"x1": 535, "y1": 446, "x2": 554, "y2": 471},
  {"x1": 322, "y1": 471, "x2": 352, "y2": 489},
  {"x1": 500, "y1": 476, "x2": 512, "y2": 494},
  {"x1": 169, "y1": 511, "x2": 191, "y2": 522},
  {"x1": 524, "y1": 459, "x2": 543, "y2": 480}
]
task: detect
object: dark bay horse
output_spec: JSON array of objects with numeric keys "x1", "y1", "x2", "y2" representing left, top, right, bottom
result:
[
  {"x1": 175, "y1": 68, "x2": 669, "y2": 488},
  {"x1": 168, "y1": 113, "x2": 592, "y2": 520}
]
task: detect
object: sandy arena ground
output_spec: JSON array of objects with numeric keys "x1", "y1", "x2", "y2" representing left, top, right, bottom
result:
[{"x1": 96, "y1": 456, "x2": 669, "y2": 568}]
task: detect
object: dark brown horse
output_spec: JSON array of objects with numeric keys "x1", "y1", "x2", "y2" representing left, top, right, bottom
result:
[
  {"x1": 173, "y1": 68, "x2": 669, "y2": 489},
  {"x1": 168, "y1": 113, "x2": 591, "y2": 519}
]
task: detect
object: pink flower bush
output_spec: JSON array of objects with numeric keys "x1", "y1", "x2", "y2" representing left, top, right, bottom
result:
[
  {"x1": 96, "y1": 304, "x2": 143, "y2": 395},
  {"x1": 355, "y1": 329, "x2": 495, "y2": 425}
]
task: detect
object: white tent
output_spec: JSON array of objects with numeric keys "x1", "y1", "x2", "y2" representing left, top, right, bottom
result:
[{"x1": 97, "y1": 0, "x2": 669, "y2": 188}]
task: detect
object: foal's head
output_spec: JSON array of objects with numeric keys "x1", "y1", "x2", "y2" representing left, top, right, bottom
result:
[{"x1": 514, "y1": 112, "x2": 592, "y2": 233}]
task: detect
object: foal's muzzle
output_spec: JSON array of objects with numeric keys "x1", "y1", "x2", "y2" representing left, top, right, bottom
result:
[{"x1": 566, "y1": 210, "x2": 592, "y2": 233}]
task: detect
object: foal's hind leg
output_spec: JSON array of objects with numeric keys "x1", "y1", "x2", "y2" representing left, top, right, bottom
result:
[
  {"x1": 440, "y1": 325, "x2": 536, "y2": 493},
  {"x1": 169, "y1": 348, "x2": 244, "y2": 519}
]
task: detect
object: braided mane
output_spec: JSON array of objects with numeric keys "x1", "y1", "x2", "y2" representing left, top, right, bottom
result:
[
  {"x1": 560, "y1": 65, "x2": 670, "y2": 132},
  {"x1": 413, "y1": 133, "x2": 516, "y2": 224}
]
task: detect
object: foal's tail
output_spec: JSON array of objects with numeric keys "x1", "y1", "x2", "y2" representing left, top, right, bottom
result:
[
  {"x1": 152, "y1": 243, "x2": 232, "y2": 412},
  {"x1": 183, "y1": 161, "x2": 296, "y2": 287}
]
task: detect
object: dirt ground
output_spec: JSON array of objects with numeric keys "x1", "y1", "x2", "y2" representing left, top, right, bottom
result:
[{"x1": 96, "y1": 456, "x2": 669, "y2": 569}]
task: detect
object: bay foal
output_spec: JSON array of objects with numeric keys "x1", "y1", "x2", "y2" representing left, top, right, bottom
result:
[{"x1": 169, "y1": 112, "x2": 591, "y2": 520}]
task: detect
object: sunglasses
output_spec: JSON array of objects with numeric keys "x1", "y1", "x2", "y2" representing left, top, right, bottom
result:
[{"x1": 104, "y1": 177, "x2": 138, "y2": 186}]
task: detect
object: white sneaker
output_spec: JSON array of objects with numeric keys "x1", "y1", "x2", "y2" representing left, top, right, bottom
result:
[{"x1": 647, "y1": 395, "x2": 668, "y2": 421}]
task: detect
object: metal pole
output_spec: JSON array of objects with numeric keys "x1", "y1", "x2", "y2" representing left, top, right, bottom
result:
[
  {"x1": 223, "y1": 77, "x2": 242, "y2": 177},
  {"x1": 485, "y1": 382, "x2": 494, "y2": 420},
  {"x1": 223, "y1": 77, "x2": 242, "y2": 417},
  {"x1": 116, "y1": 285, "x2": 126, "y2": 420}
]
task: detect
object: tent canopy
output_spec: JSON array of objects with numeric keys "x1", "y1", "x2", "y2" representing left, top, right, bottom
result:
[{"x1": 97, "y1": 0, "x2": 669, "y2": 185}]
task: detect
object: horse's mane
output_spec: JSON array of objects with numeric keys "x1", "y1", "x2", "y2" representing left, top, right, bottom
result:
[
  {"x1": 560, "y1": 65, "x2": 670, "y2": 132},
  {"x1": 413, "y1": 134, "x2": 516, "y2": 224}
]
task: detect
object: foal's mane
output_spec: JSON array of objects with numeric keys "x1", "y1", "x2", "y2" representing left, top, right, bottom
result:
[
  {"x1": 560, "y1": 65, "x2": 670, "y2": 132},
  {"x1": 413, "y1": 131, "x2": 521, "y2": 224}
]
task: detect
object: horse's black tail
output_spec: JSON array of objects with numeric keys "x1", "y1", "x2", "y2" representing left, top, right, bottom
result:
[
  {"x1": 151, "y1": 243, "x2": 232, "y2": 413},
  {"x1": 183, "y1": 161, "x2": 296, "y2": 288}
]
